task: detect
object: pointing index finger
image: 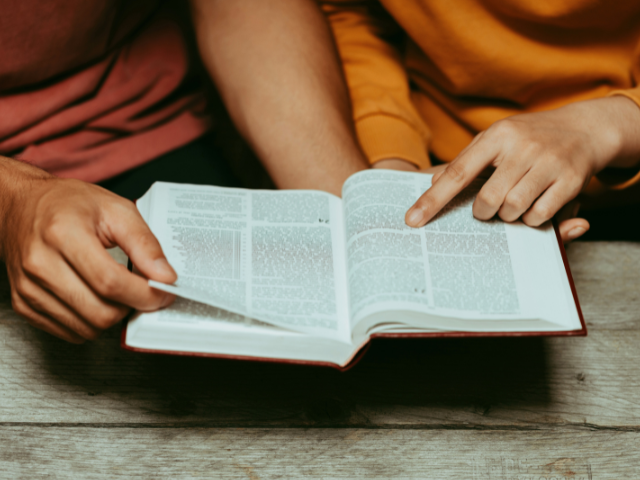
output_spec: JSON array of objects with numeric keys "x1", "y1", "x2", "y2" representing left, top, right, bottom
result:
[{"x1": 405, "y1": 137, "x2": 498, "y2": 228}]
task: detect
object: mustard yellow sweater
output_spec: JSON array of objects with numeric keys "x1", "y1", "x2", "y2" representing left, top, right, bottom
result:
[{"x1": 322, "y1": 0, "x2": 640, "y2": 190}]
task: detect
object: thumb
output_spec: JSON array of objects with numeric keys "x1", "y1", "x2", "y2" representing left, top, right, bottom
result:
[
  {"x1": 558, "y1": 217, "x2": 590, "y2": 243},
  {"x1": 556, "y1": 200, "x2": 589, "y2": 243},
  {"x1": 105, "y1": 203, "x2": 178, "y2": 284}
]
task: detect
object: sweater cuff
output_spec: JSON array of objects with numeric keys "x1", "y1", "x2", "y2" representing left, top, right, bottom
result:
[
  {"x1": 587, "y1": 168, "x2": 640, "y2": 194},
  {"x1": 608, "y1": 88, "x2": 640, "y2": 111},
  {"x1": 355, "y1": 114, "x2": 431, "y2": 169}
]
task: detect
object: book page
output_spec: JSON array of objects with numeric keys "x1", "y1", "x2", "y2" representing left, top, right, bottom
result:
[
  {"x1": 140, "y1": 183, "x2": 351, "y2": 342},
  {"x1": 342, "y1": 170, "x2": 529, "y2": 329},
  {"x1": 126, "y1": 296, "x2": 359, "y2": 366}
]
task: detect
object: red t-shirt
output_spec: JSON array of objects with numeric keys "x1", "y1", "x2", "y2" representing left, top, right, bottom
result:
[{"x1": 0, "y1": 0, "x2": 210, "y2": 182}]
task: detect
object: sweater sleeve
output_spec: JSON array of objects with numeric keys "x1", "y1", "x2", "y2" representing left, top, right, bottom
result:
[{"x1": 320, "y1": 0, "x2": 431, "y2": 169}]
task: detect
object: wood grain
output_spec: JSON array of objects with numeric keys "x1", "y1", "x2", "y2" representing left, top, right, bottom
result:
[
  {"x1": 565, "y1": 242, "x2": 640, "y2": 329},
  {"x1": 0, "y1": 427, "x2": 636, "y2": 479},
  {"x1": 1, "y1": 318, "x2": 639, "y2": 427}
]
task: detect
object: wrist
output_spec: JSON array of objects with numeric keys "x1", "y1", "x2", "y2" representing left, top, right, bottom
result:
[
  {"x1": 597, "y1": 96, "x2": 640, "y2": 170},
  {"x1": 0, "y1": 156, "x2": 52, "y2": 260}
]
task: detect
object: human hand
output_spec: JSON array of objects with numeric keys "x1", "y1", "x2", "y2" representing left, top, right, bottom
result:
[
  {"x1": 374, "y1": 161, "x2": 587, "y2": 241},
  {"x1": 0, "y1": 159, "x2": 177, "y2": 343},
  {"x1": 404, "y1": 96, "x2": 640, "y2": 242},
  {"x1": 410, "y1": 164, "x2": 588, "y2": 241}
]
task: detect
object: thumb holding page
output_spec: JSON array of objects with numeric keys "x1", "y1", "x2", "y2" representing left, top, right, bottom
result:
[{"x1": 105, "y1": 201, "x2": 178, "y2": 285}]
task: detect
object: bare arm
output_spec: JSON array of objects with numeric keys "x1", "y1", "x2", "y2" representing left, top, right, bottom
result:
[{"x1": 189, "y1": 0, "x2": 368, "y2": 196}]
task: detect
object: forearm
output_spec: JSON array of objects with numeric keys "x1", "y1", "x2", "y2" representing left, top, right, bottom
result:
[{"x1": 189, "y1": 0, "x2": 368, "y2": 196}]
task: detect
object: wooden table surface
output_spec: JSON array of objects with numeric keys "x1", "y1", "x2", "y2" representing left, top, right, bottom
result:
[{"x1": 1, "y1": 241, "x2": 639, "y2": 479}]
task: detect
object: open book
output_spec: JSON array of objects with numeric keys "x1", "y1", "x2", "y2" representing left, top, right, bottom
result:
[{"x1": 123, "y1": 170, "x2": 585, "y2": 369}]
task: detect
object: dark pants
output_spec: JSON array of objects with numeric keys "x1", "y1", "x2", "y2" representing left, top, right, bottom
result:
[
  {"x1": 579, "y1": 206, "x2": 639, "y2": 242},
  {"x1": 99, "y1": 134, "x2": 242, "y2": 200}
]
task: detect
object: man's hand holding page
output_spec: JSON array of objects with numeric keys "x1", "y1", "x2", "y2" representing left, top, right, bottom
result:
[
  {"x1": 0, "y1": 156, "x2": 177, "y2": 343},
  {"x1": 401, "y1": 96, "x2": 640, "y2": 242}
]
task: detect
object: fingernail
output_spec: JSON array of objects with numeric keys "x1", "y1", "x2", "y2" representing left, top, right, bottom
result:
[
  {"x1": 406, "y1": 207, "x2": 425, "y2": 227},
  {"x1": 154, "y1": 258, "x2": 176, "y2": 278},
  {"x1": 567, "y1": 227, "x2": 586, "y2": 240}
]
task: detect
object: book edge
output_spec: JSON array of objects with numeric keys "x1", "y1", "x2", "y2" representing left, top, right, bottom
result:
[
  {"x1": 552, "y1": 219, "x2": 588, "y2": 336},
  {"x1": 120, "y1": 320, "x2": 369, "y2": 371}
]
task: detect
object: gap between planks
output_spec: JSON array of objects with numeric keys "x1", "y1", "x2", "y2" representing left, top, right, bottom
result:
[{"x1": 0, "y1": 422, "x2": 639, "y2": 432}]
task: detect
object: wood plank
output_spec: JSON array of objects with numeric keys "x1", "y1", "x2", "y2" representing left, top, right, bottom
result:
[
  {"x1": 1, "y1": 316, "x2": 639, "y2": 427},
  {"x1": 1, "y1": 427, "x2": 637, "y2": 478},
  {"x1": 565, "y1": 241, "x2": 640, "y2": 329}
]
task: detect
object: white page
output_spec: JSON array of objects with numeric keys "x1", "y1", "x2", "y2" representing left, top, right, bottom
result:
[
  {"x1": 506, "y1": 221, "x2": 581, "y2": 330},
  {"x1": 126, "y1": 297, "x2": 357, "y2": 365},
  {"x1": 140, "y1": 182, "x2": 351, "y2": 342},
  {"x1": 419, "y1": 177, "x2": 579, "y2": 330},
  {"x1": 128, "y1": 296, "x2": 275, "y2": 335},
  {"x1": 341, "y1": 170, "x2": 550, "y2": 330},
  {"x1": 341, "y1": 170, "x2": 434, "y2": 330}
]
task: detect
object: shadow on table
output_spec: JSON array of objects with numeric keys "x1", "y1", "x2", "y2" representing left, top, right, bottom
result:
[
  {"x1": 32, "y1": 326, "x2": 551, "y2": 427},
  {"x1": 2, "y1": 243, "x2": 552, "y2": 427},
  {"x1": 580, "y1": 203, "x2": 640, "y2": 242}
]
